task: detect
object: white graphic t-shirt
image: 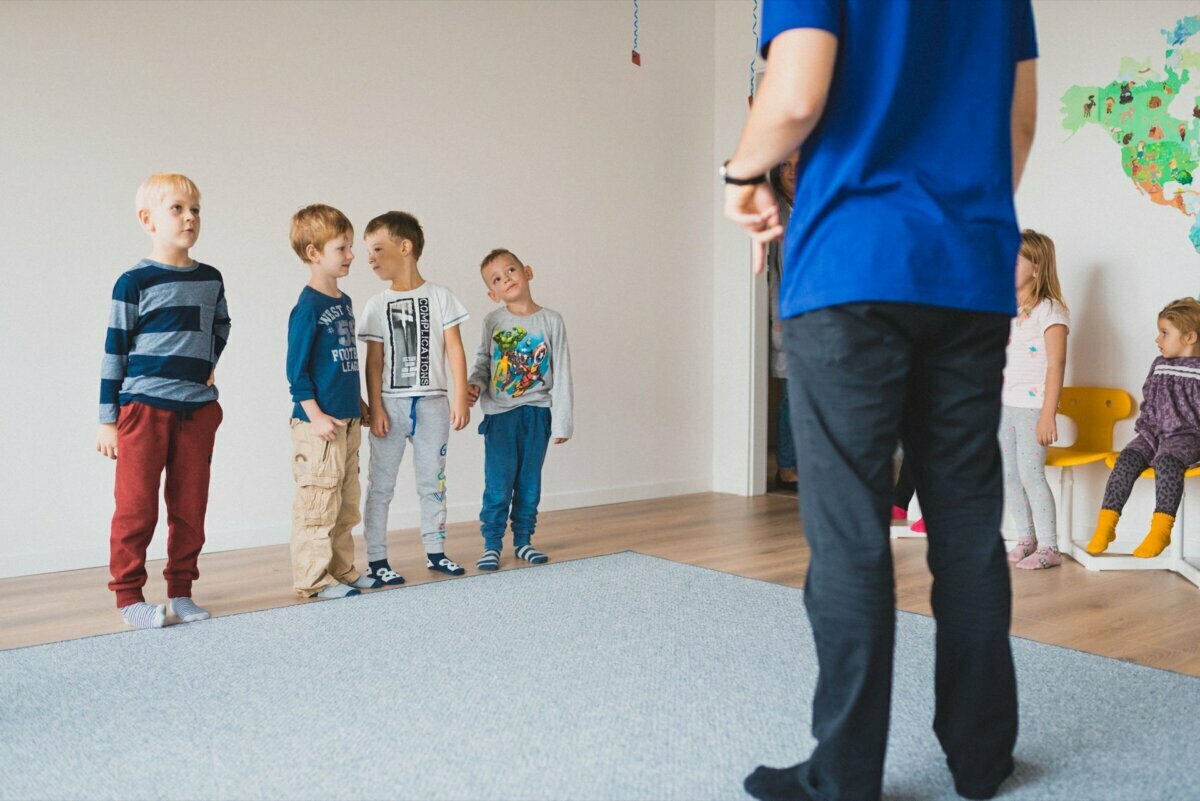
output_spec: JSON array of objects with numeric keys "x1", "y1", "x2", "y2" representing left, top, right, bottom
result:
[
  {"x1": 358, "y1": 282, "x2": 469, "y2": 397},
  {"x1": 1002, "y1": 298, "x2": 1070, "y2": 409}
]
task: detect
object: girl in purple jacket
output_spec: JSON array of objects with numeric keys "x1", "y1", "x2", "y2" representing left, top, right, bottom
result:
[{"x1": 1088, "y1": 297, "x2": 1200, "y2": 557}]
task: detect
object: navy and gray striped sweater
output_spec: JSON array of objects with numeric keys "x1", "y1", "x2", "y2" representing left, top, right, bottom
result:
[{"x1": 99, "y1": 259, "x2": 232, "y2": 423}]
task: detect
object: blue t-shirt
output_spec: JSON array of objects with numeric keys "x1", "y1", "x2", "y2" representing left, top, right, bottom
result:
[
  {"x1": 761, "y1": 0, "x2": 1037, "y2": 318},
  {"x1": 286, "y1": 287, "x2": 362, "y2": 422}
]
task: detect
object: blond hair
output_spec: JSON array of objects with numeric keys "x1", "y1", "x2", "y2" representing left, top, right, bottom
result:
[
  {"x1": 1158, "y1": 297, "x2": 1200, "y2": 339},
  {"x1": 290, "y1": 204, "x2": 353, "y2": 263},
  {"x1": 1019, "y1": 229, "x2": 1068, "y2": 313},
  {"x1": 135, "y1": 172, "x2": 200, "y2": 213}
]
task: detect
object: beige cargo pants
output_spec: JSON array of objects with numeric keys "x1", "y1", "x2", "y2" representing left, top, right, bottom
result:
[{"x1": 290, "y1": 417, "x2": 363, "y2": 595}]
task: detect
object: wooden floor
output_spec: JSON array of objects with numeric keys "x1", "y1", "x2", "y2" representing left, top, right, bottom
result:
[{"x1": 3, "y1": 492, "x2": 1199, "y2": 675}]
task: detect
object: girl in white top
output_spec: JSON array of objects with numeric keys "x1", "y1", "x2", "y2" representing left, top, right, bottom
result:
[{"x1": 1001, "y1": 230, "x2": 1070, "y2": 569}]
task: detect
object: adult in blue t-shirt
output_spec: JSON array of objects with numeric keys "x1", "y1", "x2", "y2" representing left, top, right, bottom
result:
[{"x1": 722, "y1": 2, "x2": 1038, "y2": 800}]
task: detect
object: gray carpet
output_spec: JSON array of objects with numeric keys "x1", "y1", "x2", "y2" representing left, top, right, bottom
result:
[{"x1": 1, "y1": 551, "x2": 1198, "y2": 801}]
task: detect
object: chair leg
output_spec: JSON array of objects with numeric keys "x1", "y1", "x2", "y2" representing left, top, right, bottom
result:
[
  {"x1": 1172, "y1": 485, "x2": 1185, "y2": 568},
  {"x1": 1059, "y1": 466, "x2": 1074, "y2": 555}
]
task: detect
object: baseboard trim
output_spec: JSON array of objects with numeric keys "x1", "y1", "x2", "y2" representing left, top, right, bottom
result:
[{"x1": 2, "y1": 479, "x2": 709, "y2": 579}]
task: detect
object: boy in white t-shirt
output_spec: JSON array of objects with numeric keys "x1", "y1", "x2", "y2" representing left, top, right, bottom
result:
[{"x1": 359, "y1": 211, "x2": 471, "y2": 581}]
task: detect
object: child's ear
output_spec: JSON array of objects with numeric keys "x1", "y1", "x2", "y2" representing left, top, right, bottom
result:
[
  {"x1": 487, "y1": 289, "x2": 501, "y2": 304},
  {"x1": 305, "y1": 243, "x2": 321, "y2": 263},
  {"x1": 137, "y1": 208, "x2": 154, "y2": 231},
  {"x1": 524, "y1": 265, "x2": 534, "y2": 280}
]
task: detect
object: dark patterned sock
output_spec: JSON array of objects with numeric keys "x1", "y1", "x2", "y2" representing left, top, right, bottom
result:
[
  {"x1": 426, "y1": 553, "x2": 465, "y2": 576},
  {"x1": 366, "y1": 560, "x2": 405, "y2": 586}
]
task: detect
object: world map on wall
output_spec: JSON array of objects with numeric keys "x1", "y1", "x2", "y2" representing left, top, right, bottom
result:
[{"x1": 1062, "y1": 15, "x2": 1200, "y2": 251}]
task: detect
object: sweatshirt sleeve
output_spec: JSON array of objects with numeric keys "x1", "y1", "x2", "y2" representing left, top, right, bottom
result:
[
  {"x1": 213, "y1": 271, "x2": 232, "y2": 365},
  {"x1": 100, "y1": 273, "x2": 139, "y2": 424},
  {"x1": 1135, "y1": 358, "x2": 1161, "y2": 434},
  {"x1": 468, "y1": 315, "x2": 492, "y2": 389},
  {"x1": 548, "y1": 312, "x2": 574, "y2": 439},
  {"x1": 286, "y1": 304, "x2": 317, "y2": 405}
]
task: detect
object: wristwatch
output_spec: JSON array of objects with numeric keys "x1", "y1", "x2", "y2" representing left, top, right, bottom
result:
[{"x1": 720, "y1": 160, "x2": 767, "y2": 186}]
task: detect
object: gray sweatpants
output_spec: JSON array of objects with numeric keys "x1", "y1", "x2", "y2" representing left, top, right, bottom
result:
[
  {"x1": 364, "y1": 395, "x2": 450, "y2": 559},
  {"x1": 998, "y1": 405, "x2": 1057, "y2": 546}
]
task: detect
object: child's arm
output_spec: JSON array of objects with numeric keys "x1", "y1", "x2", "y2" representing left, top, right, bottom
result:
[
  {"x1": 549, "y1": 314, "x2": 574, "y2": 444},
  {"x1": 213, "y1": 278, "x2": 232, "y2": 364},
  {"x1": 299, "y1": 400, "x2": 345, "y2": 441},
  {"x1": 1037, "y1": 324, "x2": 1068, "y2": 446},
  {"x1": 366, "y1": 341, "x2": 388, "y2": 437},
  {"x1": 97, "y1": 274, "x2": 139, "y2": 459},
  {"x1": 445, "y1": 324, "x2": 470, "y2": 430},
  {"x1": 466, "y1": 323, "x2": 491, "y2": 407},
  {"x1": 286, "y1": 307, "x2": 341, "y2": 441},
  {"x1": 207, "y1": 274, "x2": 232, "y2": 387}
]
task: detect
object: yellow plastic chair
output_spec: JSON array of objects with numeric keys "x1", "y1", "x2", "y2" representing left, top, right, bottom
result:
[
  {"x1": 1045, "y1": 387, "x2": 1134, "y2": 554},
  {"x1": 1101, "y1": 451, "x2": 1200, "y2": 480}
]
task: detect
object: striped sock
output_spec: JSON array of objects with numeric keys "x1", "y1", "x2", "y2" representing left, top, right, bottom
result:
[
  {"x1": 516, "y1": 545, "x2": 548, "y2": 564},
  {"x1": 169, "y1": 597, "x2": 210, "y2": 622},
  {"x1": 121, "y1": 602, "x2": 166, "y2": 630},
  {"x1": 477, "y1": 549, "x2": 501, "y2": 571}
]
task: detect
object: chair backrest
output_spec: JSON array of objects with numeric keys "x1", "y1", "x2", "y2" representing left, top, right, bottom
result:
[{"x1": 1056, "y1": 386, "x2": 1134, "y2": 453}]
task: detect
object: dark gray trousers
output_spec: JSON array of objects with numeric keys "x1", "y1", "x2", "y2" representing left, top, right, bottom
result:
[{"x1": 783, "y1": 303, "x2": 1017, "y2": 801}]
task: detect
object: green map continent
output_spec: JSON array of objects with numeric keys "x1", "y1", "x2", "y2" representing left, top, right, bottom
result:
[{"x1": 1062, "y1": 15, "x2": 1200, "y2": 251}]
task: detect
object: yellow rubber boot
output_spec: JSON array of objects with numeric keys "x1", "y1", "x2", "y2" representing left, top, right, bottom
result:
[
  {"x1": 1133, "y1": 512, "x2": 1175, "y2": 558},
  {"x1": 1085, "y1": 509, "x2": 1120, "y2": 555}
]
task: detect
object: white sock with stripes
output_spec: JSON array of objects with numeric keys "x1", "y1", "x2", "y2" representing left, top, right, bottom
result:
[
  {"x1": 121, "y1": 602, "x2": 166, "y2": 630},
  {"x1": 516, "y1": 545, "x2": 548, "y2": 564},
  {"x1": 169, "y1": 597, "x2": 210, "y2": 622},
  {"x1": 477, "y1": 549, "x2": 501, "y2": 571}
]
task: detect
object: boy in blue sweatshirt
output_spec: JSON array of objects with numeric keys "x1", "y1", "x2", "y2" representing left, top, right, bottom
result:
[{"x1": 286, "y1": 204, "x2": 382, "y2": 598}]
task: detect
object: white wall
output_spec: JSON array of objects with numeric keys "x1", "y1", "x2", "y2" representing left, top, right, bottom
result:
[
  {"x1": 1018, "y1": 0, "x2": 1200, "y2": 555},
  {"x1": 712, "y1": 0, "x2": 764, "y2": 495},
  {"x1": 0, "y1": 0, "x2": 717, "y2": 578}
]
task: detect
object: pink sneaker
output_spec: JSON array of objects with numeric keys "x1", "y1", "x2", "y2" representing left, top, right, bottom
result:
[
  {"x1": 891, "y1": 505, "x2": 908, "y2": 523},
  {"x1": 1007, "y1": 537, "x2": 1036, "y2": 563},
  {"x1": 909, "y1": 518, "x2": 926, "y2": 534},
  {"x1": 1016, "y1": 547, "x2": 1062, "y2": 570}
]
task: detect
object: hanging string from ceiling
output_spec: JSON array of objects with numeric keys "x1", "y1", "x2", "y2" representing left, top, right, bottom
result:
[
  {"x1": 749, "y1": 0, "x2": 759, "y2": 103},
  {"x1": 632, "y1": 0, "x2": 641, "y2": 66}
]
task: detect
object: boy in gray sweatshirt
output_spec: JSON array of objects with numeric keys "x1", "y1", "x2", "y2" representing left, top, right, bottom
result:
[{"x1": 466, "y1": 249, "x2": 573, "y2": 571}]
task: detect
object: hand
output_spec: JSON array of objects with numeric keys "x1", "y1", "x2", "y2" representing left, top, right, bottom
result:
[
  {"x1": 466, "y1": 384, "x2": 481, "y2": 407},
  {"x1": 311, "y1": 413, "x2": 346, "y2": 442},
  {"x1": 552, "y1": 437, "x2": 568, "y2": 445},
  {"x1": 450, "y1": 398, "x2": 470, "y2": 431},
  {"x1": 371, "y1": 406, "x2": 390, "y2": 438},
  {"x1": 359, "y1": 398, "x2": 371, "y2": 427},
  {"x1": 96, "y1": 423, "x2": 118, "y2": 459},
  {"x1": 723, "y1": 180, "x2": 784, "y2": 275},
  {"x1": 206, "y1": 371, "x2": 215, "y2": 387},
  {"x1": 1037, "y1": 413, "x2": 1058, "y2": 447}
]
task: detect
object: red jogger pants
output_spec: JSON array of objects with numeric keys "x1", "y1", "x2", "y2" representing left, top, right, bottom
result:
[{"x1": 108, "y1": 401, "x2": 223, "y2": 607}]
